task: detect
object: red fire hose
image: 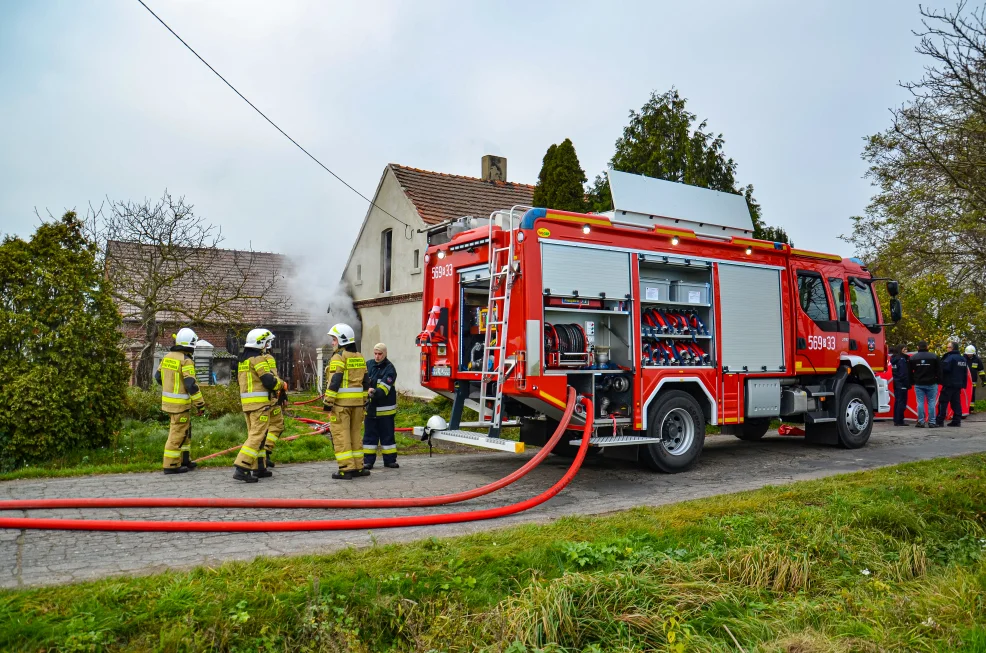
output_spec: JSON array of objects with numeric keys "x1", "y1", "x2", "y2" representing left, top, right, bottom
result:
[
  {"x1": 0, "y1": 396, "x2": 592, "y2": 532},
  {"x1": 0, "y1": 389, "x2": 577, "y2": 511}
]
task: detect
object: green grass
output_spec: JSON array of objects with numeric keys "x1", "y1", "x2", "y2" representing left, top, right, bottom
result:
[
  {"x1": 1, "y1": 455, "x2": 984, "y2": 651},
  {"x1": 0, "y1": 392, "x2": 460, "y2": 482}
]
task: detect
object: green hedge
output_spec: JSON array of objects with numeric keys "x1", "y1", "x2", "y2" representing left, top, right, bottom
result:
[{"x1": 125, "y1": 382, "x2": 243, "y2": 421}]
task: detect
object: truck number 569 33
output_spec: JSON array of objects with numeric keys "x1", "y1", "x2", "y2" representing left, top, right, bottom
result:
[
  {"x1": 807, "y1": 335, "x2": 837, "y2": 350},
  {"x1": 432, "y1": 264, "x2": 454, "y2": 279}
]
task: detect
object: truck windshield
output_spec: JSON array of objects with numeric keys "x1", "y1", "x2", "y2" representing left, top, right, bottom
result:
[{"x1": 849, "y1": 278, "x2": 879, "y2": 327}]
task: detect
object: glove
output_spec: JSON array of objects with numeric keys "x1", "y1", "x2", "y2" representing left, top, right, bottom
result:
[
  {"x1": 278, "y1": 388, "x2": 288, "y2": 406},
  {"x1": 194, "y1": 403, "x2": 205, "y2": 416},
  {"x1": 323, "y1": 403, "x2": 333, "y2": 412}
]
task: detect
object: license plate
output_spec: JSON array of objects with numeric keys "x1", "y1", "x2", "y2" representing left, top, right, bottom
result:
[{"x1": 431, "y1": 365, "x2": 451, "y2": 377}]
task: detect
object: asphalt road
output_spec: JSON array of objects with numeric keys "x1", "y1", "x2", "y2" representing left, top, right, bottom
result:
[{"x1": 3, "y1": 417, "x2": 986, "y2": 589}]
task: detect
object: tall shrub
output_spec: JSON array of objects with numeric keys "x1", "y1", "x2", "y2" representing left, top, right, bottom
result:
[{"x1": 0, "y1": 213, "x2": 129, "y2": 468}]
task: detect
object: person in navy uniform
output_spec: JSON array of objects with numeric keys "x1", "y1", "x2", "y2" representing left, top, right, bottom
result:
[
  {"x1": 936, "y1": 341, "x2": 967, "y2": 427},
  {"x1": 890, "y1": 346, "x2": 912, "y2": 426}
]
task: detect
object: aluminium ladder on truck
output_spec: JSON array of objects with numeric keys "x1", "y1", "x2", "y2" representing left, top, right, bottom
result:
[{"x1": 476, "y1": 206, "x2": 528, "y2": 438}]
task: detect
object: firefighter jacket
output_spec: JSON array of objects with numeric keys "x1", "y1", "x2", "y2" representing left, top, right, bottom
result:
[
  {"x1": 238, "y1": 350, "x2": 282, "y2": 412},
  {"x1": 366, "y1": 357, "x2": 397, "y2": 418},
  {"x1": 155, "y1": 349, "x2": 204, "y2": 414},
  {"x1": 908, "y1": 351, "x2": 941, "y2": 386},
  {"x1": 891, "y1": 353, "x2": 911, "y2": 389},
  {"x1": 323, "y1": 349, "x2": 368, "y2": 408},
  {"x1": 941, "y1": 350, "x2": 969, "y2": 388},
  {"x1": 965, "y1": 354, "x2": 985, "y2": 385},
  {"x1": 262, "y1": 353, "x2": 288, "y2": 406}
]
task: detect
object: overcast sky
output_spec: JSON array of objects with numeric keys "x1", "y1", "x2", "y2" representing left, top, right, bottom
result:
[{"x1": 1, "y1": 1, "x2": 928, "y2": 277}]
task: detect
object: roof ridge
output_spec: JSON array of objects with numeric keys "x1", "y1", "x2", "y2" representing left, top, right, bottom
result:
[
  {"x1": 106, "y1": 239, "x2": 287, "y2": 258},
  {"x1": 389, "y1": 163, "x2": 535, "y2": 189}
]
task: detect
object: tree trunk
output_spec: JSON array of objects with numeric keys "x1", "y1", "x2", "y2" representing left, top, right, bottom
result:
[{"x1": 135, "y1": 316, "x2": 159, "y2": 390}]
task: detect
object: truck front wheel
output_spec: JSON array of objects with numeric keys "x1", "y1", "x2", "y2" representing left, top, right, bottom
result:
[
  {"x1": 837, "y1": 383, "x2": 873, "y2": 449},
  {"x1": 641, "y1": 390, "x2": 706, "y2": 473}
]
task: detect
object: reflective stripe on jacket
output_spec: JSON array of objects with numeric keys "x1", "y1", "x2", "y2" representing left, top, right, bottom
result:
[
  {"x1": 366, "y1": 357, "x2": 397, "y2": 418},
  {"x1": 324, "y1": 350, "x2": 368, "y2": 407},
  {"x1": 262, "y1": 353, "x2": 286, "y2": 406},
  {"x1": 158, "y1": 352, "x2": 203, "y2": 414},
  {"x1": 239, "y1": 353, "x2": 277, "y2": 411}
]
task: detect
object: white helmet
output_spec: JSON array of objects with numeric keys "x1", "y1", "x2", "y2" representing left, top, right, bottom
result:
[
  {"x1": 966, "y1": 345, "x2": 977, "y2": 356},
  {"x1": 174, "y1": 328, "x2": 198, "y2": 348},
  {"x1": 426, "y1": 415, "x2": 447, "y2": 433},
  {"x1": 244, "y1": 328, "x2": 275, "y2": 350},
  {"x1": 328, "y1": 323, "x2": 355, "y2": 347}
]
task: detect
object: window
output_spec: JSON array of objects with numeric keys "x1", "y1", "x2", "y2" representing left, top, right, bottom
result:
[
  {"x1": 828, "y1": 277, "x2": 847, "y2": 321},
  {"x1": 355, "y1": 264, "x2": 362, "y2": 286},
  {"x1": 797, "y1": 272, "x2": 831, "y2": 322},
  {"x1": 849, "y1": 277, "x2": 879, "y2": 327},
  {"x1": 380, "y1": 229, "x2": 392, "y2": 293},
  {"x1": 413, "y1": 249, "x2": 420, "y2": 269}
]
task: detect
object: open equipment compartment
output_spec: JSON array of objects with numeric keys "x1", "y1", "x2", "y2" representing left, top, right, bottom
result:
[{"x1": 638, "y1": 254, "x2": 714, "y2": 368}]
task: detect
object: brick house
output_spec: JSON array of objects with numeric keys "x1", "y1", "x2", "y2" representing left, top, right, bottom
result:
[
  {"x1": 341, "y1": 156, "x2": 534, "y2": 396},
  {"x1": 106, "y1": 241, "x2": 322, "y2": 389}
]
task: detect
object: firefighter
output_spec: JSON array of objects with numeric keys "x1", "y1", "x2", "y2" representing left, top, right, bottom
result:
[
  {"x1": 936, "y1": 341, "x2": 967, "y2": 428},
  {"x1": 233, "y1": 328, "x2": 285, "y2": 483},
  {"x1": 322, "y1": 323, "x2": 370, "y2": 480},
  {"x1": 260, "y1": 337, "x2": 288, "y2": 468},
  {"x1": 155, "y1": 328, "x2": 205, "y2": 474},
  {"x1": 363, "y1": 343, "x2": 399, "y2": 469},
  {"x1": 964, "y1": 345, "x2": 984, "y2": 413}
]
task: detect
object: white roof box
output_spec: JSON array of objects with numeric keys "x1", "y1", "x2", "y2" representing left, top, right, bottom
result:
[{"x1": 605, "y1": 169, "x2": 754, "y2": 238}]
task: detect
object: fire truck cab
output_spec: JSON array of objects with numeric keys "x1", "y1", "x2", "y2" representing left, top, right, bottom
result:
[{"x1": 416, "y1": 170, "x2": 901, "y2": 472}]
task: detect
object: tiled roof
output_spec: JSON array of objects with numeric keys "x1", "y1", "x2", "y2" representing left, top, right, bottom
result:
[
  {"x1": 105, "y1": 241, "x2": 316, "y2": 327},
  {"x1": 389, "y1": 164, "x2": 535, "y2": 225}
]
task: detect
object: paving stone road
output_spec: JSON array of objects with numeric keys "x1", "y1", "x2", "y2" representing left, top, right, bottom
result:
[{"x1": 3, "y1": 418, "x2": 986, "y2": 589}]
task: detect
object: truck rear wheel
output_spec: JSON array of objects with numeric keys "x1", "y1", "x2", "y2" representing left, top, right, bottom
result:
[
  {"x1": 733, "y1": 418, "x2": 771, "y2": 441},
  {"x1": 837, "y1": 383, "x2": 873, "y2": 449},
  {"x1": 641, "y1": 390, "x2": 705, "y2": 473}
]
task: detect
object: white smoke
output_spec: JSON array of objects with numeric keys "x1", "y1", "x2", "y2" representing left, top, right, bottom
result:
[{"x1": 282, "y1": 249, "x2": 361, "y2": 344}]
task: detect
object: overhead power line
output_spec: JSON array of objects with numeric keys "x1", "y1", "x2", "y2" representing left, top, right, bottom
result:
[{"x1": 135, "y1": 0, "x2": 414, "y2": 236}]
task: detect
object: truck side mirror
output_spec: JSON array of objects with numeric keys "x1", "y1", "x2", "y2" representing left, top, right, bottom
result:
[
  {"x1": 887, "y1": 280, "x2": 899, "y2": 297},
  {"x1": 890, "y1": 298, "x2": 902, "y2": 323}
]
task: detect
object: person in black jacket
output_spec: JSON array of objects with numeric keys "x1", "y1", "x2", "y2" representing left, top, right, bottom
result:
[
  {"x1": 964, "y1": 345, "x2": 984, "y2": 413},
  {"x1": 362, "y1": 343, "x2": 399, "y2": 469},
  {"x1": 908, "y1": 340, "x2": 941, "y2": 428},
  {"x1": 890, "y1": 346, "x2": 912, "y2": 426},
  {"x1": 936, "y1": 341, "x2": 967, "y2": 427}
]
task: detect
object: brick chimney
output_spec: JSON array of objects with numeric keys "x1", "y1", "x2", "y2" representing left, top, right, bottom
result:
[{"x1": 481, "y1": 155, "x2": 507, "y2": 182}]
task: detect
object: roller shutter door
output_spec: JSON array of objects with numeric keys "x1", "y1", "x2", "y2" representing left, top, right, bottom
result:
[
  {"x1": 718, "y1": 263, "x2": 785, "y2": 373},
  {"x1": 541, "y1": 243, "x2": 630, "y2": 299}
]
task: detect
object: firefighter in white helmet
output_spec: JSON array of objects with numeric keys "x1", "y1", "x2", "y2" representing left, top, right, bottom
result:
[
  {"x1": 232, "y1": 328, "x2": 285, "y2": 482},
  {"x1": 261, "y1": 336, "x2": 288, "y2": 468},
  {"x1": 155, "y1": 328, "x2": 205, "y2": 474},
  {"x1": 323, "y1": 323, "x2": 370, "y2": 479},
  {"x1": 965, "y1": 345, "x2": 984, "y2": 412}
]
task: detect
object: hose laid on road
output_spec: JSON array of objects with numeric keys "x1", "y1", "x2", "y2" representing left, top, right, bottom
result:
[
  {"x1": 0, "y1": 389, "x2": 578, "y2": 512},
  {"x1": 0, "y1": 395, "x2": 592, "y2": 532}
]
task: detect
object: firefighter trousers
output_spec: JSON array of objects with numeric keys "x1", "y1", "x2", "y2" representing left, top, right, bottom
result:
[
  {"x1": 163, "y1": 411, "x2": 192, "y2": 469},
  {"x1": 264, "y1": 405, "x2": 285, "y2": 453},
  {"x1": 363, "y1": 414, "x2": 397, "y2": 467},
  {"x1": 329, "y1": 405, "x2": 365, "y2": 472},
  {"x1": 235, "y1": 407, "x2": 271, "y2": 470}
]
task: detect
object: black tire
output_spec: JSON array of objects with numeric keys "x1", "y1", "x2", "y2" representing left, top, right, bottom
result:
[
  {"x1": 734, "y1": 418, "x2": 771, "y2": 441},
  {"x1": 640, "y1": 390, "x2": 706, "y2": 473},
  {"x1": 837, "y1": 383, "x2": 873, "y2": 449}
]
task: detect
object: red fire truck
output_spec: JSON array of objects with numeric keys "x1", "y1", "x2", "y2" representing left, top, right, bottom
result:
[{"x1": 416, "y1": 171, "x2": 902, "y2": 472}]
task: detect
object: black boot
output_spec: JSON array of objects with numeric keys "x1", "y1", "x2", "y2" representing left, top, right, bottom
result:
[
  {"x1": 266, "y1": 451, "x2": 274, "y2": 468},
  {"x1": 233, "y1": 466, "x2": 259, "y2": 483},
  {"x1": 255, "y1": 456, "x2": 273, "y2": 478},
  {"x1": 163, "y1": 466, "x2": 188, "y2": 475},
  {"x1": 384, "y1": 461, "x2": 400, "y2": 469},
  {"x1": 181, "y1": 451, "x2": 197, "y2": 471},
  {"x1": 354, "y1": 468, "x2": 371, "y2": 477},
  {"x1": 331, "y1": 470, "x2": 355, "y2": 480}
]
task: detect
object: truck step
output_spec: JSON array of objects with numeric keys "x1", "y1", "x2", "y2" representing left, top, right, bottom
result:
[
  {"x1": 809, "y1": 391, "x2": 834, "y2": 397},
  {"x1": 567, "y1": 435, "x2": 663, "y2": 448},
  {"x1": 429, "y1": 429, "x2": 524, "y2": 453},
  {"x1": 457, "y1": 420, "x2": 519, "y2": 428}
]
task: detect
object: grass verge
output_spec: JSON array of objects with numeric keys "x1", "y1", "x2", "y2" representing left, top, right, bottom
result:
[{"x1": 1, "y1": 455, "x2": 984, "y2": 651}]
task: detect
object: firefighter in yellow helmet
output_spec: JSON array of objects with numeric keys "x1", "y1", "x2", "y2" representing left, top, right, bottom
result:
[
  {"x1": 323, "y1": 323, "x2": 370, "y2": 479},
  {"x1": 233, "y1": 328, "x2": 286, "y2": 483},
  {"x1": 261, "y1": 336, "x2": 288, "y2": 468},
  {"x1": 155, "y1": 328, "x2": 205, "y2": 474}
]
